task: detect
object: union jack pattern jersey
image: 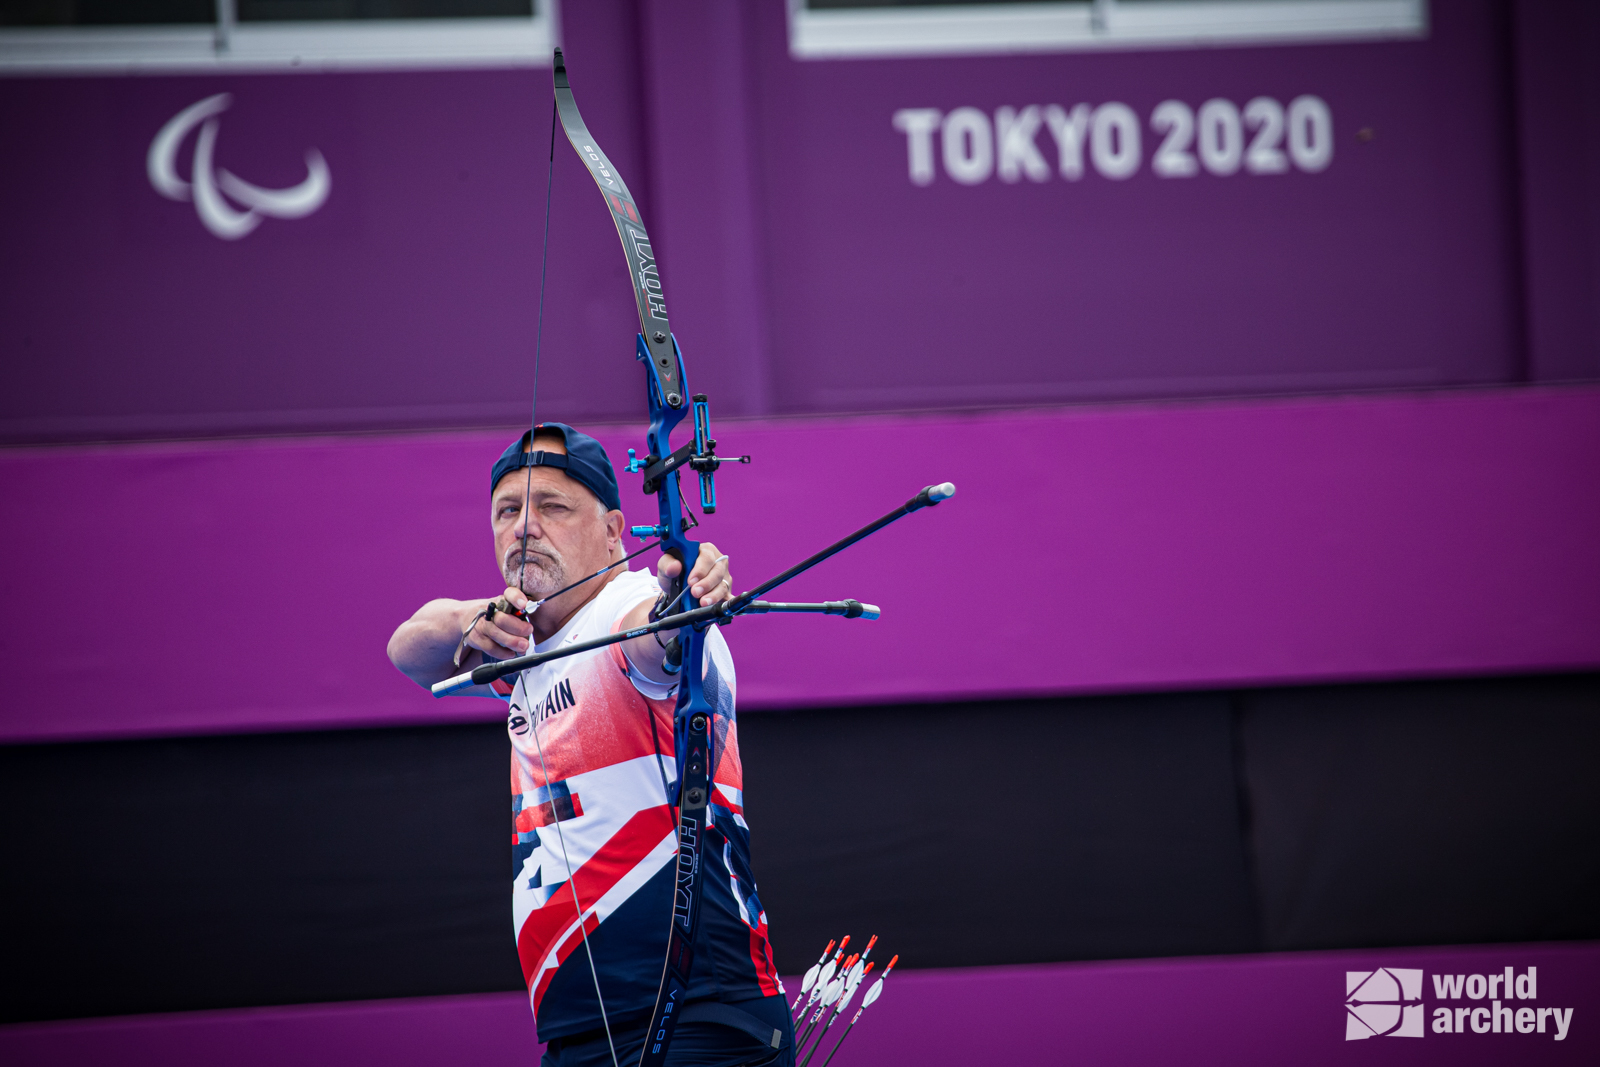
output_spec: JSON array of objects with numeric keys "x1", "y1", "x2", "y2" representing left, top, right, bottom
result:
[{"x1": 494, "y1": 568, "x2": 782, "y2": 1044}]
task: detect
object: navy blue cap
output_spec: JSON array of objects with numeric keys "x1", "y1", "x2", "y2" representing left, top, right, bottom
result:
[{"x1": 490, "y1": 423, "x2": 622, "y2": 513}]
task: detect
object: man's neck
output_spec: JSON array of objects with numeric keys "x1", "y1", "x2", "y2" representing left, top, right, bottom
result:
[{"x1": 530, "y1": 561, "x2": 627, "y2": 643}]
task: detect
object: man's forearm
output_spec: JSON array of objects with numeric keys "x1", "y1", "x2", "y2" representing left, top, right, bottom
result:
[
  {"x1": 388, "y1": 598, "x2": 480, "y2": 687},
  {"x1": 618, "y1": 599, "x2": 676, "y2": 684}
]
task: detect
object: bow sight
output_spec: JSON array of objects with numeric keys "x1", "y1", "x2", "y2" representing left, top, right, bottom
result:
[{"x1": 626, "y1": 392, "x2": 750, "y2": 514}]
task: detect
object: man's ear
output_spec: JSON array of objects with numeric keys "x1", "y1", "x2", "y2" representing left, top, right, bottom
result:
[{"x1": 606, "y1": 509, "x2": 626, "y2": 547}]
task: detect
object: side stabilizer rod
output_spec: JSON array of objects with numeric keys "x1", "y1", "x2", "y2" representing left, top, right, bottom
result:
[
  {"x1": 740, "y1": 600, "x2": 880, "y2": 620},
  {"x1": 727, "y1": 482, "x2": 954, "y2": 612}
]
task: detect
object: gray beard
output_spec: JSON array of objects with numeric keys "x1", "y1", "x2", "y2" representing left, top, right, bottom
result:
[{"x1": 503, "y1": 544, "x2": 567, "y2": 598}]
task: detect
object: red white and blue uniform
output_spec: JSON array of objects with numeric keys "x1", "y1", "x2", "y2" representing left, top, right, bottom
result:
[{"x1": 493, "y1": 568, "x2": 782, "y2": 1044}]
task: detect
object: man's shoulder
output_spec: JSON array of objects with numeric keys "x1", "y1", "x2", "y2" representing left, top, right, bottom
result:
[
  {"x1": 597, "y1": 567, "x2": 659, "y2": 618},
  {"x1": 594, "y1": 567, "x2": 735, "y2": 663}
]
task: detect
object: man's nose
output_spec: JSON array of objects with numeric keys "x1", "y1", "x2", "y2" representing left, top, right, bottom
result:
[{"x1": 514, "y1": 505, "x2": 542, "y2": 540}]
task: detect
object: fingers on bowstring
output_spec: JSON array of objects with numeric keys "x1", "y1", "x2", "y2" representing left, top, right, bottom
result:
[
  {"x1": 484, "y1": 594, "x2": 534, "y2": 645},
  {"x1": 473, "y1": 618, "x2": 531, "y2": 657}
]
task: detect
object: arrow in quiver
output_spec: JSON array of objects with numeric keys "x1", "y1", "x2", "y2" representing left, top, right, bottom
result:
[{"x1": 787, "y1": 938, "x2": 898, "y2": 1067}]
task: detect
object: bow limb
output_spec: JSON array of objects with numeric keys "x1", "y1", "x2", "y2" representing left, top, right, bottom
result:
[{"x1": 551, "y1": 50, "x2": 683, "y2": 408}]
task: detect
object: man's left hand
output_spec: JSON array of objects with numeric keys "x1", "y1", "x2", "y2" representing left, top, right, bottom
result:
[{"x1": 657, "y1": 542, "x2": 733, "y2": 610}]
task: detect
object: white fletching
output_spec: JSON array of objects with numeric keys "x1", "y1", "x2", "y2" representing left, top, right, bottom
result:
[
  {"x1": 798, "y1": 961, "x2": 834, "y2": 1013},
  {"x1": 847, "y1": 959, "x2": 865, "y2": 987},
  {"x1": 861, "y1": 976, "x2": 885, "y2": 1008},
  {"x1": 837, "y1": 977, "x2": 864, "y2": 1013},
  {"x1": 800, "y1": 963, "x2": 822, "y2": 994},
  {"x1": 929, "y1": 482, "x2": 956, "y2": 502},
  {"x1": 822, "y1": 976, "x2": 845, "y2": 1006}
]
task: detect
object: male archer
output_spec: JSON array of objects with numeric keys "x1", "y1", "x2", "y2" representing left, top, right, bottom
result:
[{"x1": 388, "y1": 424, "x2": 794, "y2": 1067}]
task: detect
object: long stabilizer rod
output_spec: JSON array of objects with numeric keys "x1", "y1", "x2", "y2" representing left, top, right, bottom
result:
[{"x1": 728, "y1": 483, "x2": 955, "y2": 613}]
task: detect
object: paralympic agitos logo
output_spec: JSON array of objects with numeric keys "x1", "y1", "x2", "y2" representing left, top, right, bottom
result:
[
  {"x1": 147, "y1": 93, "x2": 330, "y2": 240},
  {"x1": 1346, "y1": 965, "x2": 1575, "y2": 1041}
]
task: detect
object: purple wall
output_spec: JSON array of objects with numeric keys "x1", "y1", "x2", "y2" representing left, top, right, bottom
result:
[
  {"x1": 0, "y1": 0, "x2": 654, "y2": 442},
  {"x1": 4, "y1": 942, "x2": 1595, "y2": 1066},
  {"x1": 2, "y1": 5, "x2": 1597, "y2": 1053},
  {"x1": 1514, "y1": 0, "x2": 1600, "y2": 381},
  {"x1": 0, "y1": 64, "x2": 640, "y2": 440},
  {"x1": 736, "y1": 0, "x2": 1524, "y2": 411},
  {"x1": 4, "y1": 0, "x2": 1588, "y2": 444},
  {"x1": 3, "y1": 387, "x2": 1596, "y2": 743}
]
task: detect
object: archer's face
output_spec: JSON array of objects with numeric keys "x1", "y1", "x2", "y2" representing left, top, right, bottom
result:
[{"x1": 491, "y1": 456, "x2": 617, "y2": 599}]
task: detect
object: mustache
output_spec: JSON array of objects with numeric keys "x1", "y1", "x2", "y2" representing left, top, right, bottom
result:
[{"x1": 504, "y1": 542, "x2": 560, "y2": 571}]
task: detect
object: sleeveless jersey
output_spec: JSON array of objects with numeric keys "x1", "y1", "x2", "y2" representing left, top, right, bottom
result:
[{"x1": 493, "y1": 568, "x2": 782, "y2": 1043}]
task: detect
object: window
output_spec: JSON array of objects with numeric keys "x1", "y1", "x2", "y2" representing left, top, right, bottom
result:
[
  {"x1": 789, "y1": 0, "x2": 1426, "y2": 59},
  {"x1": 0, "y1": 0, "x2": 553, "y2": 72}
]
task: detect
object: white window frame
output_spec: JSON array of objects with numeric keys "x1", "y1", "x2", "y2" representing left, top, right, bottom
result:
[
  {"x1": 789, "y1": 0, "x2": 1427, "y2": 59},
  {"x1": 0, "y1": 1, "x2": 556, "y2": 75}
]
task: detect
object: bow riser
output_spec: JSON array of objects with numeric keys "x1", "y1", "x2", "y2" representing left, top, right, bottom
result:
[
  {"x1": 643, "y1": 504, "x2": 713, "y2": 1067},
  {"x1": 640, "y1": 332, "x2": 700, "y2": 559},
  {"x1": 638, "y1": 329, "x2": 713, "y2": 805}
]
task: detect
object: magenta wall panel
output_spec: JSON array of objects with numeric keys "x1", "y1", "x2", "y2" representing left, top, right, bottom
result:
[
  {"x1": 3, "y1": 942, "x2": 1595, "y2": 1067},
  {"x1": 2, "y1": 386, "x2": 1596, "y2": 743}
]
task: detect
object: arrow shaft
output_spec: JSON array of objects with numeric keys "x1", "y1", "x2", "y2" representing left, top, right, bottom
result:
[
  {"x1": 797, "y1": 1009, "x2": 843, "y2": 1067},
  {"x1": 816, "y1": 1014, "x2": 864, "y2": 1067}
]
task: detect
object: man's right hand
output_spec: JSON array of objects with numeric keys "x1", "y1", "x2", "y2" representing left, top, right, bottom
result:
[
  {"x1": 463, "y1": 589, "x2": 537, "y2": 662},
  {"x1": 387, "y1": 591, "x2": 537, "y2": 691}
]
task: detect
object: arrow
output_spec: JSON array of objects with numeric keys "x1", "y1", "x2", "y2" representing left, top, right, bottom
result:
[
  {"x1": 844, "y1": 934, "x2": 879, "y2": 988},
  {"x1": 448, "y1": 538, "x2": 662, "y2": 671},
  {"x1": 792, "y1": 938, "x2": 836, "y2": 1014},
  {"x1": 817, "y1": 955, "x2": 899, "y2": 1067},
  {"x1": 796, "y1": 953, "x2": 856, "y2": 1050},
  {"x1": 797, "y1": 934, "x2": 877, "y2": 1061},
  {"x1": 794, "y1": 936, "x2": 850, "y2": 1020},
  {"x1": 797, "y1": 959, "x2": 875, "y2": 1067}
]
